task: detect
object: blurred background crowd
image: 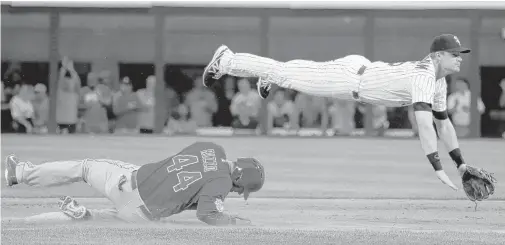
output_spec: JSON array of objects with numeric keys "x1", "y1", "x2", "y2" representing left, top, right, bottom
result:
[
  {"x1": 3, "y1": 59, "x2": 503, "y2": 138},
  {"x1": 1, "y1": 3, "x2": 504, "y2": 138}
]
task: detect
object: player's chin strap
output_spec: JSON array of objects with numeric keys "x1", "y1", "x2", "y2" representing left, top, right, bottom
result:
[
  {"x1": 231, "y1": 167, "x2": 243, "y2": 182},
  {"x1": 231, "y1": 167, "x2": 248, "y2": 200}
]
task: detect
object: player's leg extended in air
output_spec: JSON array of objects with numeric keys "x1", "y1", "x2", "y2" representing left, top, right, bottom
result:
[
  {"x1": 4, "y1": 155, "x2": 147, "y2": 223},
  {"x1": 203, "y1": 45, "x2": 371, "y2": 99}
]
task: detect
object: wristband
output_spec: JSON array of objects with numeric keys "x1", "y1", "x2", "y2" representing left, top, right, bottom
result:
[
  {"x1": 427, "y1": 152, "x2": 442, "y2": 171},
  {"x1": 449, "y1": 148, "x2": 465, "y2": 167}
]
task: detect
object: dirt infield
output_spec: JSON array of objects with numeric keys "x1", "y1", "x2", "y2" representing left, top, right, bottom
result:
[{"x1": 1, "y1": 135, "x2": 505, "y2": 244}]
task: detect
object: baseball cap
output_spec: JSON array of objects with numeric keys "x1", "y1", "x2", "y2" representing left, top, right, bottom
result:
[
  {"x1": 121, "y1": 77, "x2": 132, "y2": 85},
  {"x1": 430, "y1": 34, "x2": 471, "y2": 53},
  {"x1": 34, "y1": 83, "x2": 47, "y2": 93}
]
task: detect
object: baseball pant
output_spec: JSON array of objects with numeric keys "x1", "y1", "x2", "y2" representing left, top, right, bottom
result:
[
  {"x1": 15, "y1": 158, "x2": 151, "y2": 223},
  {"x1": 221, "y1": 51, "x2": 371, "y2": 100}
]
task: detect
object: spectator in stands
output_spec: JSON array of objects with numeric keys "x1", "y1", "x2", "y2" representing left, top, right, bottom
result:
[
  {"x1": 56, "y1": 57, "x2": 81, "y2": 134},
  {"x1": 80, "y1": 72, "x2": 109, "y2": 134},
  {"x1": 371, "y1": 105, "x2": 389, "y2": 136},
  {"x1": 267, "y1": 89, "x2": 296, "y2": 132},
  {"x1": 1, "y1": 80, "x2": 13, "y2": 133},
  {"x1": 97, "y1": 70, "x2": 116, "y2": 133},
  {"x1": 1, "y1": 81, "x2": 4, "y2": 105},
  {"x1": 137, "y1": 75, "x2": 156, "y2": 134},
  {"x1": 32, "y1": 83, "x2": 49, "y2": 134},
  {"x1": 165, "y1": 84, "x2": 180, "y2": 125},
  {"x1": 498, "y1": 78, "x2": 505, "y2": 138},
  {"x1": 10, "y1": 83, "x2": 34, "y2": 134},
  {"x1": 294, "y1": 92, "x2": 328, "y2": 131},
  {"x1": 499, "y1": 78, "x2": 505, "y2": 109},
  {"x1": 184, "y1": 76, "x2": 218, "y2": 127},
  {"x1": 164, "y1": 103, "x2": 197, "y2": 135},
  {"x1": 328, "y1": 99, "x2": 356, "y2": 136},
  {"x1": 3, "y1": 62, "x2": 23, "y2": 96},
  {"x1": 230, "y1": 78, "x2": 261, "y2": 129},
  {"x1": 356, "y1": 103, "x2": 390, "y2": 136},
  {"x1": 447, "y1": 77, "x2": 485, "y2": 137},
  {"x1": 112, "y1": 77, "x2": 140, "y2": 134},
  {"x1": 214, "y1": 76, "x2": 236, "y2": 127},
  {"x1": 2, "y1": 62, "x2": 24, "y2": 133}
]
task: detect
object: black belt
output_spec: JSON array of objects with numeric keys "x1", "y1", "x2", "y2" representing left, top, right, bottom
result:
[
  {"x1": 130, "y1": 170, "x2": 158, "y2": 221},
  {"x1": 353, "y1": 65, "x2": 367, "y2": 100},
  {"x1": 357, "y1": 65, "x2": 367, "y2": 75}
]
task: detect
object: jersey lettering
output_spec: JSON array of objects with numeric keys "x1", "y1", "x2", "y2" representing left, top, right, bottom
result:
[
  {"x1": 167, "y1": 154, "x2": 203, "y2": 192},
  {"x1": 388, "y1": 62, "x2": 408, "y2": 67},
  {"x1": 201, "y1": 149, "x2": 218, "y2": 172},
  {"x1": 415, "y1": 61, "x2": 430, "y2": 70},
  {"x1": 173, "y1": 171, "x2": 203, "y2": 192},
  {"x1": 387, "y1": 61, "x2": 428, "y2": 71},
  {"x1": 168, "y1": 155, "x2": 199, "y2": 173}
]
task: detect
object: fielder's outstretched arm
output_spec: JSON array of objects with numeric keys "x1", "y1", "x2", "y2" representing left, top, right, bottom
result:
[
  {"x1": 411, "y1": 74, "x2": 458, "y2": 190},
  {"x1": 430, "y1": 77, "x2": 468, "y2": 175},
  {"x1": 413, "y1": 103, "x2": 458, "y2": 190},
  {"x1": 432, "y1": 111, "x2": 468, "y2": 175}
]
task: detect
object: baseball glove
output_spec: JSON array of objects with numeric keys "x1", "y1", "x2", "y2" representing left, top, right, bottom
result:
[{"x1": 461, "y1": 165, "x2": 497, "y2": 202}]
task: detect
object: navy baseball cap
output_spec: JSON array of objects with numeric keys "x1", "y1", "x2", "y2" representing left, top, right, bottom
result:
[{"x1": 430, "y1": 34, "x2": 471, "y2": 53}]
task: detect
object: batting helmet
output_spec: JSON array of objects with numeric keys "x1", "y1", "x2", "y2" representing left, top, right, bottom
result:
[{"x1": 231, "y1": 157, "x2": 265, "y2": 200}]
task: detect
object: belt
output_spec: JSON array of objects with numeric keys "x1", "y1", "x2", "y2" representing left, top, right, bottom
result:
[
  {"x1": 353, "y1": 65, "x2": 367, "y2": 100},
  {"x1": 357, "y1": 65, "x2": 367, "y2": 75},
  {"x1": 130, "y1": 170, "x2": 158, "y2": 221}
]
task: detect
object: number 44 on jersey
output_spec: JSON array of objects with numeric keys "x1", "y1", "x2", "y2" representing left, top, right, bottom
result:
[{"x1": 167, "y1": 155, "x2": 203, "y2": 192}]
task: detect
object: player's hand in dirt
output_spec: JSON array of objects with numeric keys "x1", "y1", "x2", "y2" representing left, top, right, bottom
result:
[{"x1": 231, "y1": 215, "x2": 252, "y2": 226}]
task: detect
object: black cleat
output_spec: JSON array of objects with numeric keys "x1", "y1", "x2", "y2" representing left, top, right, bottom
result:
[
  {"x1": 257, "y1": 78, "x2": 272, "y2": 99},
  {"x1": 203, "y1": 45, "x2": 230, "y2": 88}
]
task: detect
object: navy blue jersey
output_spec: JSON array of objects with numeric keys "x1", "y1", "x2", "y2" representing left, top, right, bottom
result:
[{"x1": 136, "y1": 142, "x2": 232, "y2": 219}]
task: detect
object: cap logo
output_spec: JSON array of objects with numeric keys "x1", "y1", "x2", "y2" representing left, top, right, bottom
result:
[{"x1": 453, "y1": 36, "x2": 461, "y2": 46}]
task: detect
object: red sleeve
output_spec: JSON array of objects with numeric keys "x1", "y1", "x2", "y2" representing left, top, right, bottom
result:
[{"x1": 196, "y1": 177, "x2": 235, "y2": 226}]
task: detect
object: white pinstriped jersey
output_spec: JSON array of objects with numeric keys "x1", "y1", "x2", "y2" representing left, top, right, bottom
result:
[
  {"x1": 358, "y1": 55, "x2": 447, "y2": 111},
  {"x1": 220, "y1": 49, "x2": 447, "y2": 111}
]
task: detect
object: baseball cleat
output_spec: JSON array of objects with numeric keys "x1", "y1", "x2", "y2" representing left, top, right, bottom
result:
[
  {"x1": 203, "y1": 45, "x2": 230, "y2": 88},
  {"x1": 4, "y1": 155, "x2": 19, "y2": 187},
  {"x1": 257, "y1": 78, "x2": 271, "y2": 99},
  {"x1": 58, "y1": 196, "x2": 88, "y2": 219}
]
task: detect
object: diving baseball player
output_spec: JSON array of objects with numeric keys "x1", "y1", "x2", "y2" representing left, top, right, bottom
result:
[
  {"x1": 203, "y1": 34, "x2": 496, "y2": 202},
  {"x1": 4, "y1": 141, "x2": 265, "y2": 225}
]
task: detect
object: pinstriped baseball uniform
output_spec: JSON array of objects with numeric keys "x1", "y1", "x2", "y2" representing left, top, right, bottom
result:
[{"x1": 220, "y1": 51, "x2": 447, "y2": 110}]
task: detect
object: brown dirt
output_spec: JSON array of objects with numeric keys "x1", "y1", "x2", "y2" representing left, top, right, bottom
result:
[{"x1": 2, "y1": 135, "x2": 505, "y2": 244}]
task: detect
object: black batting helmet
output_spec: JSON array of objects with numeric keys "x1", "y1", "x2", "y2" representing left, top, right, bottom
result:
[{"x1": 231, "y1": 157, "x2": 265, "y2": 200}]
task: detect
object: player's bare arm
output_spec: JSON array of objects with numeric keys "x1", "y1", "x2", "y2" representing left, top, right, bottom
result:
[
  {"x1": 432, "y1": 110, "x2": 466, "y2": 172},
  {"x1": 413, "y1": 102, "x2": 458, "y2": 190}
]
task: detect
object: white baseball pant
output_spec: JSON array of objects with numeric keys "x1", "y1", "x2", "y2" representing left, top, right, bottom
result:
[
  {"x1": 220, "y1": 51, "x2": 371, "y2": 100},
  {"x1": 14, "y1": 159, "x2": 151, "y2": 222}
]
